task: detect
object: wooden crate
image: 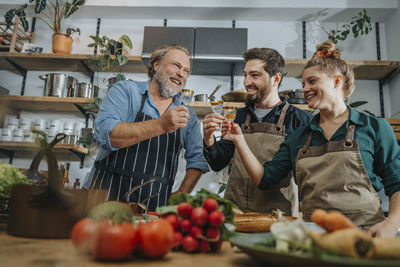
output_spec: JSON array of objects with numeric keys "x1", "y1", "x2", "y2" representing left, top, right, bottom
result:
[
  {"x1": 384, "y1": 118, "x2": 400, "y2": 142},
  {"x1": 0, "y1": 18, "x2": 34, "y2": 52}
]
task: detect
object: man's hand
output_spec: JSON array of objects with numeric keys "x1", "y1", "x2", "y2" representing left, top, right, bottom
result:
[
  {"x1": 203, "y1": 113, "x2": 224, "y2": 147},
  {"x1": 160, "y1": 105, "x2": 190, "y2": 133},
  {"x1": 369, "y1": 217, "x2": 400, "y2": 238}
]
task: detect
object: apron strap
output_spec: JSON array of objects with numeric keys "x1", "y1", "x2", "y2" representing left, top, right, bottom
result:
[
  {"x1": 138, "y1": 91, "x2": 148, "y2": 114},
  {"x1": 344, "y1": 123, "x2": 356, "y2": 148},
  {"x1": 243, "y1": 112, "x2": 252, "y2": 128},
  {"x1": 301, "y1": 131, "x2": 313, "y2": 154},
  {"x1": 276, "y1": 102, "x2": 289, "y2": 131}
]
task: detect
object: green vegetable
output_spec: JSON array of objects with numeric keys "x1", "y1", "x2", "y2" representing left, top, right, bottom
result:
[
  {"x1": 88, "y1": 201, "x2": 134, "y2": 224},
  {"x1": 0, "y1": 163, "x2": 33, "y2": 198}
]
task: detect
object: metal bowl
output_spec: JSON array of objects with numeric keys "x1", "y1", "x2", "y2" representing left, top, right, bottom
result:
[{"x1": 221, "y1": 90, "x2": 247, "y2": 102}]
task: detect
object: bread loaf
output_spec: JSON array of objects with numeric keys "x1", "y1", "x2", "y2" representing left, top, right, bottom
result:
[{"x1": 234, "y1": 212, "x2": 294, "y2": 233}]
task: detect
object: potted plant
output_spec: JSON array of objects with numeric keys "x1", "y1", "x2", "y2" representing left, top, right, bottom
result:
[
  {"x1": 87, "y1": 34, "x2": 133, "y2": 81},
  {"x1": 4, "y1": 0, "x2": 85, "y2": 54},
  {"x1": 322, "y1": 9, "x2": 372, "y2": 44}
]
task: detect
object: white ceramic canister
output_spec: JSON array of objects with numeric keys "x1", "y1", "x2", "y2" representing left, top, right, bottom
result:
[
  {"x1": 62, "y1": 121, "x2": 74, "y2": 133},
  {"x1": 23, "y1": 129, "x2": 35, "y2": 142},
  {"x1": 6, "y1": 117, "x2": 19, "y2": 130},
  {"x1": 2, "y1": 128, "x2": 12, "y2": 141},
  {"x1": 12, "y1": 129, "x2": 24, "y2": 142},
  {"x1": 46, "y1": 128, "x2": 57, "y2": 142},
  {"x1": 19, "y1": 117, "x2": 32, "y2": 130},
  {"x1": 49, "y1": 119, "x2": 61, "y2": 133},
  {"x1": 33, "y1": 119, "x2": 47, "y2": 131}
]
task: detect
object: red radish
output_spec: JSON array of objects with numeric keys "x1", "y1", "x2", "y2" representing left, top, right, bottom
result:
[
  {"x1": 173, "y1": 231, "x2": 183, "y2": 248},
  {"x1": 182, "y1": 235, "x2": 199, "y2": 252},
  {"x1": 164, "y1": 214, "x2": 179, "y2": 231},
  {"x1": 177, "y1": 203, "x2": 193, "y2": 219},
  {"x1": 190, "y1": 226, "x2": 203, "y2": 238},
  {"x1": 203, "y1": 198, "x2": 218, "y2": 213},
  {"x1": 198, "y1": 240, "x2": 210, "y2": 252},
  {"x1": 206, "y1": 227, "x2": 220, "y2": 240},
  {"x1": 180, "y1": 219, "x2": 192, "y2": 233},
  {"x1": 208, "y1": 210, "x2": 225, "y2": 227},
  {"x1": 191, "y1": 207, "x2": 208, "y2": 226}
]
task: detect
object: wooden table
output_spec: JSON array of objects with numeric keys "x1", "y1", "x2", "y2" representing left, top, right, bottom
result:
[{"x1": 0, "y1": 224, "x2": 262, "y2": 267}]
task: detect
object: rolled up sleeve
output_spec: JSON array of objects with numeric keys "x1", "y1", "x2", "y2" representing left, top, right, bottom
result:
[
  {"x1": 95, "y1": 83, "x2": 131, "y2": 152},
  {"x1": 183, "y1": 109, "x2": 210, "y2": 173}
]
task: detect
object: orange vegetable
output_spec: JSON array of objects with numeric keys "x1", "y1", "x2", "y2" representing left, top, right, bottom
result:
[
  {"x1": 311, "y1": 209, "x2": 327, "y2": 228},
  {"x1": 311, "y1": 209, "x2": 356, "y2": 232},
  {"x1": 323, "y1": 211, "x2": 356, "y2": 232}
]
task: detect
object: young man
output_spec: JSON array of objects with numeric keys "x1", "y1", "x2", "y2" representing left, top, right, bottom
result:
[
  {"x1": 86, "y1": 45, "x2": 209, "y2": 211},
  {"x1": 203, "y1": 48, "x2": 312, "y2": 216}
]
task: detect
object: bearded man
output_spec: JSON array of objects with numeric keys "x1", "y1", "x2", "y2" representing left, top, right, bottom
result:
[
  {"x1": 86, "y1": 45, "x2": 209, "y2": 211},
  {"x1": 203, "y1": 48, "x2": 312, "y2": 216}
]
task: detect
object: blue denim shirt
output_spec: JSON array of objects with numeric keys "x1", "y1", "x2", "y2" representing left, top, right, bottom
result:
[{"x1": 83, "y1": 79, "x2": 209, "y2": 188}]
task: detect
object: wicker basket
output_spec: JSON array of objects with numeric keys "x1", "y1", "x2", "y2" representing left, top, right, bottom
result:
[{"x1": 0, "y1": 17, "x2": 34, "y2": 52}]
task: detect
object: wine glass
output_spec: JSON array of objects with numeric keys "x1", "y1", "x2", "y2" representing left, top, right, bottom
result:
[
  {"x1": 181, "y1": 89, "x2": 194, "y2": 105},
  {"x1": 223, "y1": 106, "x2": 237, "y2": 121},
  {"x1": 210, "y1": 100, "x2": 224, "y2": 115}
]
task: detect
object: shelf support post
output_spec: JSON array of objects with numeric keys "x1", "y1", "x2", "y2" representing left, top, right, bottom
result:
[
  {"x1": 6, "y1": 58, "x2": 27, "y2": 96},
  {"x1": 302, "y1": 21, "x2": 306, "y2": 59},
  {"x1": 69, "y1": 149, "x2": 85, "y2": 168},
  {"x1": 375, "y1": 22, "x2": 385, "y2": 117},
  {"x1": 0, "y1": 148, "x2": 14, "y2": 164},
  {"x1": 80, "y1": 60, "x2": 94, "y2": 83}
]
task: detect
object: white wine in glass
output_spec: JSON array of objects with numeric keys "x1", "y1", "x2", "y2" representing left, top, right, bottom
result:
[
  {"x1": 223, "y1": 106, "x2": 237, "y2": 121},
  {"x1": 210, "y1": 100, "x2": 224, "y2": 115}
]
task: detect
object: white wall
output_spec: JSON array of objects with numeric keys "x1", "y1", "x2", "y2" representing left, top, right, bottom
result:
[{"x1": 1, "y1": 7, "x2": 399, "y2": 196}]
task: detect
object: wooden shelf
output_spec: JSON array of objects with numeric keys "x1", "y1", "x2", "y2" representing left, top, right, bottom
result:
[
  {"x1": 189, "y1": 102, "x2": 313, "y2": 116},
  {"x1": 0, "y1": 52, "x2": 147, "y2": 75},
  {"x1": 0, "y1": 95, "x2": 96, "y2": 115},
  {"x1": 0, "y1": 141, "x2": 88, "y2": 162},
  {"x1": 0, "y1": 53, "x2": 399, "y2": 83}
]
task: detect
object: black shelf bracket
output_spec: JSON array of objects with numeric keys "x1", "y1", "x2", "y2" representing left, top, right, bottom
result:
[
  {"x1": 375, "y1": 22, "x2": 385, "y2": 118},
  {"x1": 0, "y1": 148, "x2": 14, "y2": 164},
  {"x1": 6, "y1": 58, "x2": 27, "y2": 95},
  {"x1": 69, "y1": 149, "x2": 85, "y2": 168},
  {"x1": 302, "y1": 21, "x2": 306, "y2": 59},
  {"x1": 164, "y1": 19, "x2": 167, "y2": 27},
  {"x1": 80, "y1": 60, "x2": 94, "y2": 83},
  {"x1": 74, "y1": 103, "x2": 89, "y2": 118}
]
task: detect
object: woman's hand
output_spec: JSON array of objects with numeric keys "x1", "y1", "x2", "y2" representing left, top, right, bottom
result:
[
  {"x1": 369, "y1": 218, "x2": 399, "y2": 238},
  {"x1": 222, "y1": 120, "x2": 243, "y2": 143}
]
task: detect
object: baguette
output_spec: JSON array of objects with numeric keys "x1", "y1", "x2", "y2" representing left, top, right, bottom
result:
[{"x1": 234, "y1": 212, "x2": 294, "y2": 233}]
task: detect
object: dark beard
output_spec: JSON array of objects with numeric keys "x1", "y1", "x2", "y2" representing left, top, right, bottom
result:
[{"x1": 247, "y1": 94, "x2": 260, "y2": 105}]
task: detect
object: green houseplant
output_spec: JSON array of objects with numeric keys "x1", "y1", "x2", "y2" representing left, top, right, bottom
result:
[
  {"x1": 323, "y1": 9, "x2": 373, "y2": 44},
  {"x1": 87, "y1": 34, "x2": 133, "y2": 81},
  {"x1": 5, "y1": 0, "x2": 85, "y2": 53}
]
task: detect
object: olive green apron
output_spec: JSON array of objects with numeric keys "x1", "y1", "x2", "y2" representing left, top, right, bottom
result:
[
  {"x1": 295, "y1": 123, "x2": 385, "y2": 229},
  {"x1": 224, "y1": 102, "x2": 299, "y2": 216}
]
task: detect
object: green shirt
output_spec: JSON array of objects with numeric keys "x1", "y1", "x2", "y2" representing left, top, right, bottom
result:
[{"x1": 259, "y1": 106, "x2": 400, "y2": 198}]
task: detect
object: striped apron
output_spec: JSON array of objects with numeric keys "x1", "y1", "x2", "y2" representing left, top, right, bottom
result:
[{"x1": 89, "y1": 92, "x2": 181, "y2": 211}]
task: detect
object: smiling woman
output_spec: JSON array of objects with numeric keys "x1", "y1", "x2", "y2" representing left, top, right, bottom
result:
[{"x1": 223, "y1": 41, "x2": 400, "y2": 237}]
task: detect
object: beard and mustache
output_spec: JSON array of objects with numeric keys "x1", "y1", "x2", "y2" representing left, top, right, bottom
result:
[
  {"x1": 246, "y1": 85, "x2": 267, "y2": 105},
  {"x1": 154, "y1": 65, "x2": 185, "y2": 98}
]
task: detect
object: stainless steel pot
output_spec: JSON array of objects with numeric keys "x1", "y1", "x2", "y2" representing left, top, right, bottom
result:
[
  {"x1": 66, "y1": 76, "x2": 78, "y2": 97},
  {"x1": 77, "y1": 83, "x2": 93, "y2": 98},
  {"x1": 93, "y1": 85, "x2": 99, "y2": 98},
  {"x1": 193, "y1": 84, "x2": 221, "y2": 102},
  {"x1": 40, "y1": 73, "x2": 69, "y2": 97}
]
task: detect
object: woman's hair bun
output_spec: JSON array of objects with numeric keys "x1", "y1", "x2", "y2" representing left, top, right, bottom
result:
[{"x1": 312, "y1": 41, "x2": 341, "y2": 59}]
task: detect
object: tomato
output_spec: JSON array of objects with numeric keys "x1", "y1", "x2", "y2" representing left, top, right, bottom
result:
[
  {"x1": 71, "y1": 218, "x2": 98, "y2": 254},
  {"x1": 137, "y1": 218, "x2": 174, "y2": 259},
  {"x1": 93, "y1": 221, "x2": 137, "y2": 261}
]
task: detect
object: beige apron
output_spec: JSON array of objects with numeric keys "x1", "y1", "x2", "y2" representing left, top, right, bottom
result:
[
  {"x1": 295, "y1": 123, "x2": 385, "y2": 229},
  {"x1": 224, "y1": 102, "x2": 299, "y2": 216}
]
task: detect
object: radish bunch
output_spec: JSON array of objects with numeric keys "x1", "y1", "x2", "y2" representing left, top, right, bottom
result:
[{"x1": 163, "y1": 198, "x2": 225, "y2": 253}]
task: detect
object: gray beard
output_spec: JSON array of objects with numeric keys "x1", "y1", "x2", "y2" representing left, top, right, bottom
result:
[{"x1": 155, "y1": 70, "x2": 184, "y2": 98}]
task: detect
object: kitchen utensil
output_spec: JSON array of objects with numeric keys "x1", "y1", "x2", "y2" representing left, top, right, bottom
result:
[
  {"x1": 40, "y1": 73, "x2": 69, "y2": 97},
  {"x1": 221, "y1": 90, "x2": 248, "y2": 102},
  {"x1": 194, "y1": 84, "x2": 222, "y2": 102},
  {"x1": 93, "y1": 85, "x2": 100, "y2": 97},
  {"x1": 66, "y1": 76, "x2": 78, "y2": 97},
  {"x1": 77, "y1": 83, "x2": 93, "y2": 98},
  {"x1": 123, "y1": 178, "x2": 160, "y2": 214}
]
